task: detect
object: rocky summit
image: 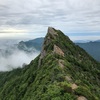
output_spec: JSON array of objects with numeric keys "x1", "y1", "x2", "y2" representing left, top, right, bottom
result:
[{"x1": 0, "y1": 27, "x2": 100, "y2": 100}]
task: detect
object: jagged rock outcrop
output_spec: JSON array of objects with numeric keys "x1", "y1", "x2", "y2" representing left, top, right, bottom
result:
[
  {"x1": 43, "y1": 27, "x2": 58, "y2": 46},
  {"x1": 47, "y1": 27, "x2": 58, "y2": 36},
  {"x1": 53, "y1": 45, "x2": 64, "y2": 57},
  {"x1": 38, "y1": 27, "x2": 64, "y2": 67}
]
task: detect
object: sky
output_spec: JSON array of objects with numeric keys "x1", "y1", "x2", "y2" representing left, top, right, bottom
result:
[{"x1": 0, "y1": 0, "x2": 100, "y2": 40}]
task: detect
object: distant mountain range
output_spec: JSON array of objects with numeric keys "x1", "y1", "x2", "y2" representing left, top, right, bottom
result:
[
  {"x1": 18, "y1": 38, "x2": 44, "y2": 51},
  {"x1": 74, "y1": 40, "x2": 90, "y2": 43},
  {"x1": 18, "y1": 38, "x2": 100, "y2": 62},
  {"x1": 76, "y1": 41, "x2": 100, "y2": 62},
  {"x1": 0, "y1": 38, "x2": 42, "y2": 55}
]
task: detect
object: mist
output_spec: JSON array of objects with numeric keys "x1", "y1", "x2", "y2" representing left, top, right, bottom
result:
[{"x1": 0, "y1": 39, "x2": 39, "y2": 71}]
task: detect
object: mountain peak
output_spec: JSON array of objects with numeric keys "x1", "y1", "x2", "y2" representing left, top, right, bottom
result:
[
  {"x1": 38, "y1": 27, "x2": 64, "y2": 67},
  {"x1": 0, "y1": 27, "x2": 99, "y2": 100},
  {"x1": 47, "y1": 27, "x2": 58, "y2": 36},
  {"x1": 37, "y1": 27, "x2": 100, "y2": 99}
]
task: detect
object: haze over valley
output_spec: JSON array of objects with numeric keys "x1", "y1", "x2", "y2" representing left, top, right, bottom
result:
[{"x1": 0, "y1": 39, "x2": 39, "y2": 71}]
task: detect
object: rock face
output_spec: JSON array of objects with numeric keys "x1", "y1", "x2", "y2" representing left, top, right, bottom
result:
[
  {"x1": 44, "y1": 27, "x2": 58, "y2": 45},
  {"x1": 77, "y1": 96, "x2": 87, "y2": 100},
  {"x1": 38, "y1": 27, "x2": 64, "y2": 68},
  {"x1": 40, "y1": 49, "x2": 46, "y2": 59},
  {"x1": 38, "y1": 49, "x2": 46, "y2": 68},
  {"x1": 38, "y1": 27, "x2": 58, "y2": 67},
  {"x1": 58, "y1": 59, "x2": 65, "y2": 69},
  {"x1": 53, "y1": 45, "x2": 64, "y2": 57},
  {"x1": 47, "y1": 27, "x2": 58, "y2": 36},
  {"x1": 71, "y1": 83, "x2": 78, "y2": 90}
]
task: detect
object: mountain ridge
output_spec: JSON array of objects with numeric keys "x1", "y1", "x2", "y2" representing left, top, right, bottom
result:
[
  {"x1": 19, "y1": 37, "x2": 100, "y2": 62},
  {"x1": 0, "y1": 27, "x2": 99, "y2": 100}
]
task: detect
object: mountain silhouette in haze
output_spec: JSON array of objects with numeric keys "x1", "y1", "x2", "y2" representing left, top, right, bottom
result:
[
  {"x1": 0, "y1": 27, "x2": 100, "y2": 100},
  {"x1": 77, "y1": 41, "x2": 100, "y2": 62},
  {"x1": 18, "y1": 38, "x2": 44, "y2": 51},
  {"x1": 19, "y1": 37, "x2": 100, "y2": 62}
]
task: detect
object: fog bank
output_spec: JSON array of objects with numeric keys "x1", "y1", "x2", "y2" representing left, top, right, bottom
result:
[{"x1": 0, "y1": 39, "x2": 39, "y2": 71}]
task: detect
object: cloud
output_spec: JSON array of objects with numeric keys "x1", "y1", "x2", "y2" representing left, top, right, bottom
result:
[
  {"x1": 0, "y1": 0, "x2": 100, "y2": 40},
  {"x1": 0, "y1": 50, "x2": 39, "y2": 71},
  {"x1": 0, "y1": 40, "x2": 39, "y2": 71}
]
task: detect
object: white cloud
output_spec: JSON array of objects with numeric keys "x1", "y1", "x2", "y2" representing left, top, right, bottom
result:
[
  {"x1": 0, "y1": 49, "x2": 39, "y2": 71},
  {"x1": 0, "y1": 40, "x2": 39, "y2": 71}
]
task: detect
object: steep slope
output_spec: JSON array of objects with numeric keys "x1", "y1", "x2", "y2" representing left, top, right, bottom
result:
[{"x1": 0, "y1": 27, "x2": 100, "y2": 100}]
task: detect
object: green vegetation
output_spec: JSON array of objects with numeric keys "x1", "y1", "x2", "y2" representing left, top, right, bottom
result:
[{"x1": 0, "y1": 27, "x2": 100, "y2": 100}]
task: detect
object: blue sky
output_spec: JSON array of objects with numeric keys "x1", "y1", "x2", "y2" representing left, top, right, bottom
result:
[{"x1": 0, "y1": 0, "x2": 100, "y2": 40}]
